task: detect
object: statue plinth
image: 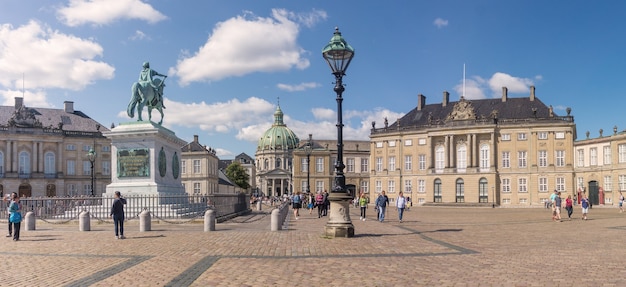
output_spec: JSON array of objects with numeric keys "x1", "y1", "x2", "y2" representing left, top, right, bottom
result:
[
  {"x1": 324, "y1": 191, "x2": 355, "y2": 238},
  {"x1": 103, "y1": 121, "x2": 186, "y2": 197}
]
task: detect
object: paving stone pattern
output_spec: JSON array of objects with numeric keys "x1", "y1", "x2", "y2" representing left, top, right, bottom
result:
[{"x1": 1, "y1": 205, "x2": 625, "y2": 286}]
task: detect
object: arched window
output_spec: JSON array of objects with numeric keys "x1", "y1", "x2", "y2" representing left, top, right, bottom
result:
[
  {"x1": 456, "y1": 178, "x2": 465, "y2": 203},
  {"x1": 275, "y1": 157, "x2": 281, "y2": 168},
  {"x1": 435, "y1": 145, "x2": 445, "y2": 172},
  {"x1": 44, "y1": 152, "x2": 55, "y2": 175},
  {"x1": 457, "y1": 144, "x2": 467, "y2": 171},
  {"x1": 18, "y1": 151, "x2": 30, "y2": 175},
  {"x1": 264, "y1": 159, "x2": 269, "y2": 170},
  {"x1": 434, "y1": 179, "x2": 442, "y2": 202},
  {"x1": 479, "y1": 178, "x2": 488, "y2": 203},
  {"x1": 480, "y1": 144, "x2": 490, "y2": 171}
]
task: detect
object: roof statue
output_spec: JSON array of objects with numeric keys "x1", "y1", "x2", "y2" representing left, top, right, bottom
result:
[{"x1": 127, "y1": 62, "x2": 167, "y2": 125}]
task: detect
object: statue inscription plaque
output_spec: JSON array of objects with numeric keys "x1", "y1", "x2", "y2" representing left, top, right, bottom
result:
[{"x1": 117, "y1": 148, "x2": 150, "y2": 177}]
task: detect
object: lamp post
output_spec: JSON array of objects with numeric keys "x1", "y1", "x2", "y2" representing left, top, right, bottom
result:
[
  {"x1": 322, "y1": 27, "x2": 355, "y2": 238},
  {"x1": 304, "y1": 134, "x2": 313, "y2": 194},
  {"x1": 87, "y1": 148, "x2": 96, "y2": 196},
  {"x1": 87, "y1": 124, "x2": 100, "y2": 196}
]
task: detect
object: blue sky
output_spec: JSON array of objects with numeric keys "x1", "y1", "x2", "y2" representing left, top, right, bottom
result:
[{"x1": 1, "y1": 1, "x2": 625, "y2": 158}]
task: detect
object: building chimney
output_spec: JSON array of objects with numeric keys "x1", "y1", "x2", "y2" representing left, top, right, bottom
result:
[
  {"x1": 418, "y1": 94, "x2": 426, "y2": 111},
  {"x1": 530, "y1": 85, "x2": 535, "y2": 101},
  {"x1": 194, "y1": 135, "x2": 199, "y2": 143},
  {"x1": 14, "y1": 97, "x2": 23, "y2": 110},
  {"x1": 64, "y1": 101, "x2": 74, "y2": 113},
  {"x1": 501, "y1": 87, "x2": 508, "y2": 102},
  {"x1": 442, "y1": 91, "x2": 449, "y2": 107}
]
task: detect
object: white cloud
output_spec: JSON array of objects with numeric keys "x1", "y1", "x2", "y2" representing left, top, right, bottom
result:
[
  {"x1": 120, "y1": 96, "x2": 276, "y2": 132},
  {"x1": 0, "y1": 21, "x2": 115, "y2": 91},
  {"x1": 312, "y1": 107, "x2": 334, "y2": 120},
  {"x1": 288, "y1": 9, "x2": 327, "y2": 28},
  {"x1": 0, "y1": 89, "x2": 53, "y2": 108},
  {"x1": 57, "y1": 0, "x2": 167, "y2": 27},
  {"x1": 454, "y1": 72, "x2": 537, "y2": 99},
  {"x1": 454, "y1": 76, "x2": 487, "y2": 99},
  {"x1": 433, "y1": 18, "x2": 449, "y2": 28},
  {"x1": 488, "y1": 72, "x2": 533, "y2": 94},
  {"x1": 277, "y1": 82, "x2": 320, "y2": 92},
  {"x1": 129, "y1": 30, "x2": 149, "y2": 41},
  {"x1": 170, "y1": 9, "x2": 311, "y2": 85}
]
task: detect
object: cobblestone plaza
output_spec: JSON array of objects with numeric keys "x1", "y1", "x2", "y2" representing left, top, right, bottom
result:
[{"x1": 1, "y1": 206, "x2": 625, "y2": 286}]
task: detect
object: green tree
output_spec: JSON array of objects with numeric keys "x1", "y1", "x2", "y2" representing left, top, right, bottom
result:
[{"x1": 225, "y1": 162, "x2": 250, "y2": 190}]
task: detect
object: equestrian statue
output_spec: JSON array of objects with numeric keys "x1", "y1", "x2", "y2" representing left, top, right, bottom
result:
[{"x1": 127, "y1": 62, "x2": 167, "y2": 125}]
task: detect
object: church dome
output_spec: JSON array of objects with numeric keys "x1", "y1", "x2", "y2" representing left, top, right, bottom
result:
[{"x1": 257, "y1": 105, "x2": 300, "y2": 151}]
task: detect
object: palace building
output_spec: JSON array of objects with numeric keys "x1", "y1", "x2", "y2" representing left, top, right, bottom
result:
[
  {"x1": 369, "y1": 86, "x2": 577, "y2": 206},
  {"x1": 0, "y1": 97, "x2": 110, "y2": 197}
]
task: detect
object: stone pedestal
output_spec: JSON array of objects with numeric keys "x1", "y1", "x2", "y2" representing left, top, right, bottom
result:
[
  {"x1": 324, "y1": 192, "x2": 354, "y2": 238},
  {"x1": 103, "y1": 121, "x2": 186, "y2": 197}
]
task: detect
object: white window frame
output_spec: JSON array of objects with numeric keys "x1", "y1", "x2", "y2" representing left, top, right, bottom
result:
[
  {"x1": 539, "y1": 177, "x2": 548, "y2": 192},
  {"x1": 556, "y1": 177, "x2": 565, "y2": 192},
  {"x1": 418, "y1": 154, "x2": 426, "y2": 170},
  {"x1": 605, "y1": 175, "x2": 612, "y2": 191},
  {"x1": 502, "y1": 178, "x2": 511, "y2": 193},
  {"x1": 418, "y1": 179, "x2": 425, "y2": 193},
  {"x1": 457, "y1": 145, "x2": 467, "y2": 172},
  {"x1": 404, "y1": 179, "x2": 412, "y2": 193},
  {"x1": 501, "y1": 134, "x2": 511, "y2": 141},
  {"x1": 376, "y1": 157, "x2": 383, "y2": 172},
  {"x1": 604, "y1": 146, "x2": 612, "y2": 165},
  {"x1": 502, "y1": 151, "x2": 510, "y2": 168},
  {"x1": 361, "y1": 158, "x2": 369, "y2": 172},
  {"x1": 538, "y1": 150, "x2": 547, "y2": 167},
  {"x1": 387, "y1": 180, "x2": 395, "y2": 193},
  {"x1": 577, "y1": 149, "x2": 584, "y2": 167},
  {"x1": 388, "y1": 156, "x2": 396, "y2": 171},
  {"x1": 480, "y1": 144, "x2": 490, "y2": 170},
  {"x1": 435, "y1": 146, "x2": 445, "y2": 172},
  {"x1": 518, "y1": 151, "x2": 527, "y2": 168},
  {"x1": 316, "y1": 157, "x2": 324, "y2": 172},
  {"x1": 555, "y1": 132, "x2": 565, "y2": 139},
  {"x1": 518, "y1": 178, "x2": 528, "y2": 193},
  {"x1": 518, "y1": 133, "x2": 527, "y2": 141},
  {"x1": 590, "y1": 148, "x2": 597, "y2": 166},
  {"x1": 346, "y1": 158, "x2": 355, "y2": 173},
  {"x1": 538, "y1": 132, "x2": 548, "y2": 140},
  {"x1": 555, "y1": 150, "x2": 565, "y2": 167}
]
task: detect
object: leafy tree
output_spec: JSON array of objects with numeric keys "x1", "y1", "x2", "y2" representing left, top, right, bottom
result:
[{"x1": 225, "y1": 162, "x2": 250, "y2": 190}]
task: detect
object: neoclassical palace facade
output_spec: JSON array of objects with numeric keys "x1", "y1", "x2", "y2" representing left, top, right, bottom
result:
[
  {"x1": 369, "y1": 87, "x2": 577, "y2": 206},
  {"x1": 0, "y1": 98, "x2": 110, "y2": 198}
]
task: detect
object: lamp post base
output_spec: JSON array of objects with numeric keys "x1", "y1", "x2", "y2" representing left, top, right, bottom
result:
[{"x1": 324, "y1": 192, "x2": 355, "y2": 238}]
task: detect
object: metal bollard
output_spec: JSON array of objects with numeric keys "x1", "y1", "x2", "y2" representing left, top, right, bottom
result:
[
  {"x1": 79, "y1": 210, "x2": 90, "y2": 231},
  {"x1": 139, "y1": 209, "x2": 151, "y2": 232},
  {"x1": 271, "y1": 208, "x2": 281, "y2": 231},
  {"x1": 204, "y1": 210, "x2": 215, "y2": 232},
  {"x1": 25, "y1": 211, "x2": 36, "y2": 231},
  {"x1": 257, "y1": 200, "x2": 262, "y2": 211}
]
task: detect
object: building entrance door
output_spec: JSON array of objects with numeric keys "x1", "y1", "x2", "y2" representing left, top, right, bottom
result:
[
  {"x1": 588, "y1": 181, "x2": 599, "y2": 206},
  {"x1": 18, "y1": 183, "x2": 31, "y2": 198}
]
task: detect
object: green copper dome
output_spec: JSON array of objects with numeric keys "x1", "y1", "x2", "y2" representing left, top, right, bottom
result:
[{"x1": 257, "y1": 105, "x2": 300, "y2": 151}]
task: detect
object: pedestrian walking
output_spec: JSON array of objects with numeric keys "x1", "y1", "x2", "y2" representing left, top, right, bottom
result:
[
  {"x1": 358, "y1": 192, "x2": 369, "y2": 221},
  {"x1": 553, "y1": 192, "x2": 562, "y2": 222},
  {"x1": 291, "y1": 192, "x2": 301, "y2": 220},
  {"x1": 8, "y1": 193, "x2": 21, "y2": 241},
  {"x1": 110, "y1": 191, "x2": 127, "y2": 239},
  {"x1": 3, "y1": 192, "x2": 13, "y2": 238},
  {"x1": 619, "y1": 191, "x2": 624, "y2": 213},
  {"x1": 565, "y1": 194, "x2": 573, "y2": 220},
  {"x1": 315, "y1": 191, "x2": 324, "y2": 218},
  {"x1": 322, "y1": 190, "x2": 329, "y2": 216},
  {"x1": 581, "y1": 195, "x2": 590, "y2": 220},
  {"x1": 307, "y1": 193, "x2": 314, "y2": 215},
  {"x1": 375, "y1": 191, "x2": 389, "y2": 222},
  {"x1": 396, "y1": 191, "x2": 407, "y2": 223}
]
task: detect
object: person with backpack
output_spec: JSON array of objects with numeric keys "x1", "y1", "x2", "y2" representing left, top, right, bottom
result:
[
  {"x1": 291, "y1": 192, "x2": 302, "y2": 220},
  {"x1": 358, "y1": 192, "x2": 369, "y2": 221},
  {"x1": 8, "y1": 192, "x2": 21, "y2": 241},
  {"x1": 375, "y1": 191, "x2": 389, "y2": 222},
  {"x1": 315, "y1": 191, "x2": 324, "y2": 218}
]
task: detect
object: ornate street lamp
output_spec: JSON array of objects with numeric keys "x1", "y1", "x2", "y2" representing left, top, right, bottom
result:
[
  {"x1": 322, "y1": 27, "x2": 355, "y2": 238},
  {"x1": 87, "y1": 148, "x2": 96, "y2": 196},
  {"x1": 304, "y1": 134, "x2": 313, "y2": 194}
]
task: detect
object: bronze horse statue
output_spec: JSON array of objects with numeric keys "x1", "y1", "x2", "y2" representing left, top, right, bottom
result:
[{"x1": 127, "y1": 77, "x2": 166, "y2": 125}]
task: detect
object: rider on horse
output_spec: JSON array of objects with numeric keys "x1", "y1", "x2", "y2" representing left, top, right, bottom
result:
[{"x1": 139, "y1": 62, "x2": 166, "y2": 108}]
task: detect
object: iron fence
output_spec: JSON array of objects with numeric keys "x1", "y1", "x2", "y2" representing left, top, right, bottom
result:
[{"x1": 1, "y1": 193, "x2": 250, "y2": 223}]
